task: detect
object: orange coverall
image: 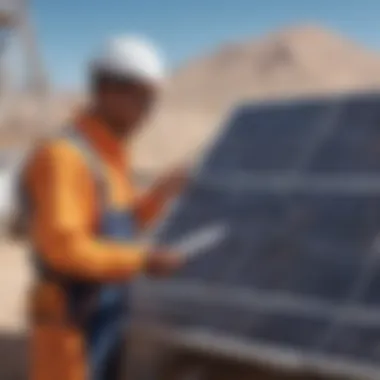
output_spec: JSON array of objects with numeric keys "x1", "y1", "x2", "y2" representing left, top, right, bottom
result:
[{"x1": 24, "y1": 114, "x2": 165, "y2": 380}]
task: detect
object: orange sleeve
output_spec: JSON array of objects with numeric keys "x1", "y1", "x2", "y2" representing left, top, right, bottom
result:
[{"x1": 25, "y1": 140, "x2": 147, "y2": 282}]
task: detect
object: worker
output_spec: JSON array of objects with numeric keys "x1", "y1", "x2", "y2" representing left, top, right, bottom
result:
[{"x1": 21, "y1": 36, "x2": 187, "y2": 380}]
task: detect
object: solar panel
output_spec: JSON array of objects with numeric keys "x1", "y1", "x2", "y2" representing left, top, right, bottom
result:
[{"x1": 134, "y1": 92, "x2": 380, "y2": 379}]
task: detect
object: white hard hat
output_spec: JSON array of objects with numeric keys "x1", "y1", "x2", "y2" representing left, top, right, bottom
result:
[{"x1": 91, "y1": 35, "x2": 165, "y2": 86}]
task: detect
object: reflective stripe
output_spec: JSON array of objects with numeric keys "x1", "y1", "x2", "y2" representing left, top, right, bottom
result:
[{"x1": 62, "y1": 127, "x2": 108, "y2": 211}]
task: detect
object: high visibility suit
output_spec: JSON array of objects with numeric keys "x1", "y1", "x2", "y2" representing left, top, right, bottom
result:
[{"x1": 23, "y1": 114, "x2": 165, "y2": 380}]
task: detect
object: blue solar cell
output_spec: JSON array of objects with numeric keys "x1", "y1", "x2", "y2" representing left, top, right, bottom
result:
[
  {"x1": 250, "y1": 314, "x2": 330, "y2": 349},
  {"x1": 359, "y1": 259, "x2": 380, "y2": 306},
  {"x1": 161, "y1": 189, "x2": 376, "y2": 302},
  {"x1": 204, "y1": 100, "x2": 331, "y2": 174},
  {"x1": 309, "y1": 94, "x2": 380, "y2": 174},
  {"x1": 326, "y1": 326, "x2": 380, "y2": 364}
]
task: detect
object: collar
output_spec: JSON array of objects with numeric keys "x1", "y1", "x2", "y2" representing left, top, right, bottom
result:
[{"x1": 75, "y1": 112, "x2": 127, "y2": 172}]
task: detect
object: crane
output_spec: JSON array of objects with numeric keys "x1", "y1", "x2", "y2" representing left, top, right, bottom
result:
[{"x1": 0, "y1": 0, "x2": 49, "y2": 142}]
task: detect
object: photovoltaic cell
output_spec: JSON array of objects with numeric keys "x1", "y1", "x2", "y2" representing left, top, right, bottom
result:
[
  {"x1": 326, "y1": 325, "x2": 380, "y2": 363},
  {"x1": 309, "y1": 94, "x2": 380, "y2": 174},
  {"x1": 139, "y1": 92, "x2": 380, "y2": 378},
  {"x1": 204, "y1": 100, "x2": 332, "y2": 174}
]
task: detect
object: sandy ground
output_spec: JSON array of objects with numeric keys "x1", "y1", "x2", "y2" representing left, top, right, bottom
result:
[
  {"x1": 0, "y1": 241, "x2": 30, "y2": 332},
  {"x1": 0, "y1": 241, "x2": 30, "y2": 380}
]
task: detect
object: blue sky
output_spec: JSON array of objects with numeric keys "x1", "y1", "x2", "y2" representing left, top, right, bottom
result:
[{"x1": 31, "y1": 0, "x2": 380, "y2": 89}]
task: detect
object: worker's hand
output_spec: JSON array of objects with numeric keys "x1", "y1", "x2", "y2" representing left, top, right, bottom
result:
[{"x1": 144, "y1": 248, "x2": 185, "y2": 277}]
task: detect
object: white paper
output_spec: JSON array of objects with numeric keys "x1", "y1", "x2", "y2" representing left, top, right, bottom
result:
[{"x1": 172, "y1": 223, "x2": 228, "y2": 261}]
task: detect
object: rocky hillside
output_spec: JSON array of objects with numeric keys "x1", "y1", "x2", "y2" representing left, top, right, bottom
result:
[{"x1": 164, "y1": 24, "x2": 380, "y2": 110}]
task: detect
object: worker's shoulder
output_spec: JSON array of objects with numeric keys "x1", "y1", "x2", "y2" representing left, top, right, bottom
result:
[{"x1": 25, "y1": 135, "x2": 89, "y2": 173}]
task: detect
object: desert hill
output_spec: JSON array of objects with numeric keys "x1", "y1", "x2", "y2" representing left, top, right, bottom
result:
[{"x1": 164, "y1": 24, "x2": 380, "y2": 109}]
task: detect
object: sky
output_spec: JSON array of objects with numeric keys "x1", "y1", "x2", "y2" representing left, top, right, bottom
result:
[{"x1": 28, "y1": 0, "x2": 380, "y2": 89}]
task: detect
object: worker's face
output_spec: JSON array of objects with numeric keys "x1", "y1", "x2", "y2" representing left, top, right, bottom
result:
[{"x1": 96, "y1": 77, "x2": 157, "y2": 137}]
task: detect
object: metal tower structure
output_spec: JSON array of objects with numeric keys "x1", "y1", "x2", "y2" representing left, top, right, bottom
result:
[{"x1": 0, "y1": 0, "x2": 49, "y2": 141}]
